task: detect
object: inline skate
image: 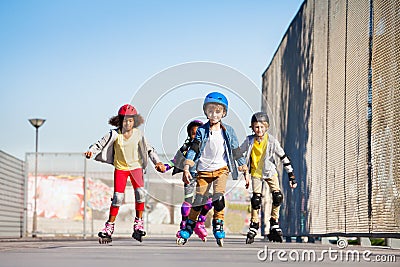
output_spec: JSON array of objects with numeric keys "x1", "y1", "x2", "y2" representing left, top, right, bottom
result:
[
  {"x1": 267, "y1": 218, "x2": 283, "y2": 243},
  {"x1": 194, "y1": 215, "x2": 208, "y2": 242},
  {"x1": 98, "y1": 221, "x2": 114, "y2": 244},
  {"x1": 212, "y1": 219, "x2": 225, "y2": 247},
  {"x1": 132, "y1": 217, "x2": 146, "y2": 242},
  {"x1": 176, "y1": 202, "x2": 191, "y2": 243},
  {"x1": 177, "y1": 219, "x2": 196, "y2": 245},
  {"x1": 246, "y1": 221, "x2": 259, "y2": 244}
]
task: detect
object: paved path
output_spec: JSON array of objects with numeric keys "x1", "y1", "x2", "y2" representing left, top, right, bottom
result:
[{"x1": 0, "y1": 236, "x2": 398, "y2": 267}]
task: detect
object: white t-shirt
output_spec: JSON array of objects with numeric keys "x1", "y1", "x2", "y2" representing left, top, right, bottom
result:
[{"x1": 197, "y1": 128, "x2": 228, "y2": 171}]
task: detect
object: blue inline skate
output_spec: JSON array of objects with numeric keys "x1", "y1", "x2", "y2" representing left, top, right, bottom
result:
[
  {"x1": 212, "y1": 219, "x2": 225, "y2": 247},
  {"x1": 177, "y1": 219, "x2": 196, "y2": 245}
]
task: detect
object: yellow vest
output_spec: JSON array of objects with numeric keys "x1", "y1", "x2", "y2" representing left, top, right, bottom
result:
[{"x1": 250, "y1": 134, "x2": 268, "y2": 178}]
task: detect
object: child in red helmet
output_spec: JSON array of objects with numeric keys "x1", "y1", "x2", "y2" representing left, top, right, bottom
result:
[{"x1": 85, "y1": 104, "x2": 166, "y2": 243}]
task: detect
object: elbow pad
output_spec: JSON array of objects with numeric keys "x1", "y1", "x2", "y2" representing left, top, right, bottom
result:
[{"x1": 191, "y1": 139, "x2": 200, "y2": 154}]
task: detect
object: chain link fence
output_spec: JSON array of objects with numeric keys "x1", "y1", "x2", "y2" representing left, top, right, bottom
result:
[{"x1": 262, "y1": 0, "x2": 399, "y2": 237}]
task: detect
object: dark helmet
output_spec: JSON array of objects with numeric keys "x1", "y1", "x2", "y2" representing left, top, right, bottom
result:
[
  {"x1": 251, "y1": 112, "x2": 269, "y2": 125},
  {"x1": 203, "y1": 92, "x2": 228, "y2": 116},
  {"x1": 187, "y1": 120, "x2": 204, "y2": 136}
]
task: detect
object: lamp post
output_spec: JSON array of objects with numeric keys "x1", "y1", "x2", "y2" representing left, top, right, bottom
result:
[{"x1": 29, "y1": 118, "x2": 45, "y2": 238}]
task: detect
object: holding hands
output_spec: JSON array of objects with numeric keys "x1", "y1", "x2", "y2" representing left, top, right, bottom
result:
[
  {"x1": 238, "y1": 165, "x2": 250, "y2": 189},
  {"x1": 155, "y1": 162, "x2": 167, "y2": 173},
  {"x1": 182, "y1": 165, "x2": 192, "y2": 185},
  {"x1": 84, "y1": 151, "x2": 93, "y2": 159}
]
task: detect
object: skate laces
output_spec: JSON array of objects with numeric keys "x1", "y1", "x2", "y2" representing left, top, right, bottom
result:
[
  {"x1": 180, "y1": 220, "x2": 186, "y2": 230},
  {"x1": 270, "y1": 224, "x2": 282, "y2": 233},
  {"x1": 185, "y1": 219, "x2": 196, "y2": 233},
  {"x1": 134, "y1": 218, "x2": 144, "y2": 231},
  {"x1": 195, "y1": 220, "x2": 206, "y2": 233},
  {"x1": 196, "y1": 215, "x2": 206, "y2": 229},
  {"x1": 196, "y1": 221, "x2": 206, "y2": 229},
  {"x1": 103, "y1": 222, "x2": 114, "y2": 235},
  {"x1": 250, "y1": 221, "x2": 259, "y2": 230},
  {"x1": 213, "y1": 220, "x2": 224, "y2": 232}
]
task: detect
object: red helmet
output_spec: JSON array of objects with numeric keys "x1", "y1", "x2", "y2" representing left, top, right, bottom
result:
[{"x1": 118, "y1": 104, "x2": 137, "y2": 116}]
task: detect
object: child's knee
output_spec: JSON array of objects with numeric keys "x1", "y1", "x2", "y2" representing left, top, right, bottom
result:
[
  {"x1": 212, "y1": 193, "x2": 225, "y2": 212},
  {"x1": 134, "y1": 188, "x2": 146, "y2": 203},
  {"x1": 251, "y1": 193, "x2": 262, "y2": 210}
]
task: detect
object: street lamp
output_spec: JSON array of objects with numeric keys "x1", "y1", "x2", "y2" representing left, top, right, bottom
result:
[{"x1": 29, "y1": 118, "x2": 45, "y2": 238}]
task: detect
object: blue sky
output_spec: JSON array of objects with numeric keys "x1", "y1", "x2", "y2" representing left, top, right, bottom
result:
[{"x1": 0, "y1": 0, "x2": 304, "y2": 160}]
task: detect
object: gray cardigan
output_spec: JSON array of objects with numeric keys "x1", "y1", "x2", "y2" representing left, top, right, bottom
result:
[
  {"x1": 238, "y1": 134, "x2": 294, "y2": 178},
  {"x1": 88, "y1": 128, "x2": 161, "y2": 170}
]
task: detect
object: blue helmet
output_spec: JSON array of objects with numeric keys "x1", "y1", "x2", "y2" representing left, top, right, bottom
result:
[{"x1": 203, "y1": 92, "x2": 228, "y2": 116}]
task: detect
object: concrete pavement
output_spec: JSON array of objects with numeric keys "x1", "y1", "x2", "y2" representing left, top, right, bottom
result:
[{"x1": 0, "y1": 236, "x2": 398, "y2": 267}]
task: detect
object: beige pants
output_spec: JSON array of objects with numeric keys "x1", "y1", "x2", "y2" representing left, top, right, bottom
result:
[
  {"x1": 251, "y1": 174, "x2": 280, "y2": 223},
  {"x1": 188, "y1": 166, "x2": 229, "y2": 221}
]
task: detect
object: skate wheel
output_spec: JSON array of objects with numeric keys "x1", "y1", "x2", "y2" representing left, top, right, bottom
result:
[
  {"x1": 133, "y1": 235, "x2": 142, "y2": 243},
  {"x1": 216, "y1": 239, "x2": 223, "y2": 247},
  {"x1": 246, "y1": 237, "x2": 254, "y2": 244},
  {"x1": 267, "y1": 233, "x2": 282, "y2": 243},
  {"x1": 267, "y1": 234, "x2": 273, "y2": 242},
  {"x1": 202, "y1": 237, "x2": 207, "y2": 242},
  {"x1": 132, "y1": 231, "x2": 146, "y2": 242},
  {"x1": 176, "y1": 237, "x2": 187, "y2": 246},
  {"x1": 98, "y1": 237, "x2": 112, "y2": 244}
]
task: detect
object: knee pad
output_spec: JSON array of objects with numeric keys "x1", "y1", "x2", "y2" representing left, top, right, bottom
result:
[
  {"x1": 181, "y1": 201, "x2": 192, "y2": 217},
  {"x1": 134, "y1": 187, "x2": 146, "y2": 203},
  {"x1": 212, "y1": 193, "x2": 225, "y2": 212},
  {"x1": 111, "y1": 192, "x2": 125, "y2": 207},
  {"x1": 251, "y1": 193, "x2": 262, "y2": 210},
  {"x1": 192, "y1": 194, "x2": 205, "y2": 212},
  {"x1": 203, "y1": 197, "x2": 213, "y2": 212},
  {"x1": 272, "y1": 191, "x2": 283, "y2": 207}
]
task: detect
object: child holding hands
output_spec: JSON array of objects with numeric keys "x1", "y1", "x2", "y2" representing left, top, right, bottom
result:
[{"x1": 85, "y1": 104, "x2": 166, "y2": 243}]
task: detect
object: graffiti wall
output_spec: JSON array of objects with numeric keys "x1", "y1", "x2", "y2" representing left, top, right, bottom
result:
[{"x1": 27, "y1": 175, "x2": 111, "y2": 220}]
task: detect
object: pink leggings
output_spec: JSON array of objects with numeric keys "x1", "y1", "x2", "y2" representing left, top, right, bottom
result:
[{"x1": 110, "y1": 168, "x2": 144, "y2": 216}]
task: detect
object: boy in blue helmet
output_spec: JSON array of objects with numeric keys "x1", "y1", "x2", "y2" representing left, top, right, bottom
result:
[{"x1": 177, "y1": 92, "x2": 248, "y2": 247}]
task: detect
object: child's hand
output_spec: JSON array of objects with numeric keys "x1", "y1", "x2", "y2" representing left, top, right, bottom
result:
[
  {"x1": 244, "y1": 172, "x2": 250, "y2": 189},
  {"x1": 84, "y1": 151, "x2": 93, "y2": 159},
  {"x1": 155, "y1": 162, "x2": 167, "y2": 173},
  {"x1": 289, "y1": 176, "x2": 297, "y2": 189},
  {"x1": 238, "y1": 165, "x2": 248, "y2": 173},
  {"x1": 182, "y1": 170, "x2": 192, "y2": 185}
]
